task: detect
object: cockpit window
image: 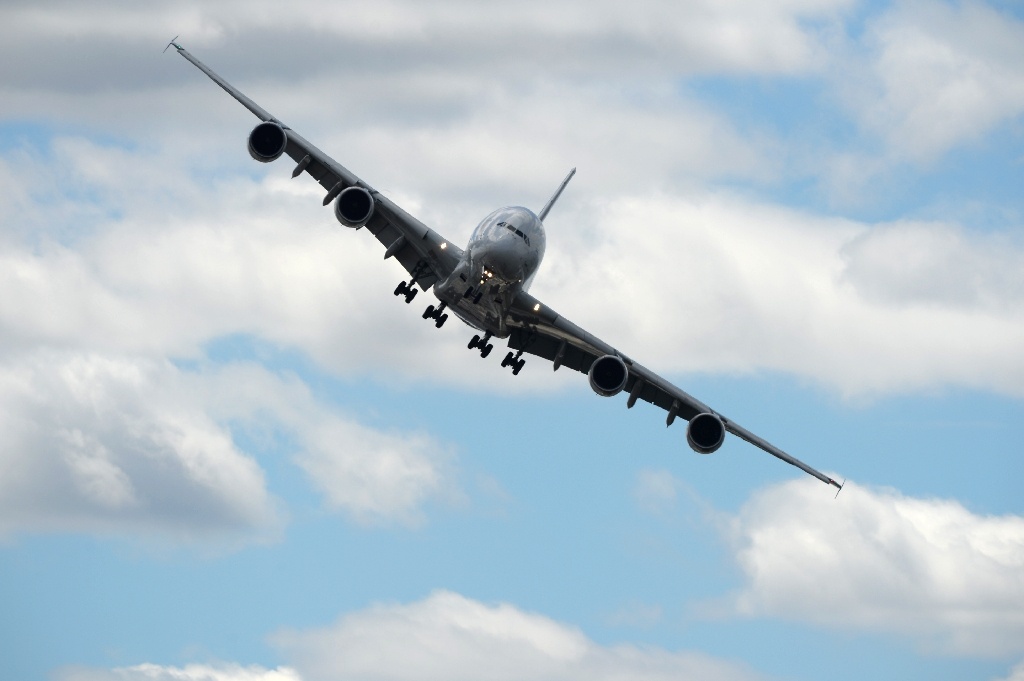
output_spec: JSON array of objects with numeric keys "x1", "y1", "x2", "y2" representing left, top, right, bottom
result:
[{"x1": 497, "y1": 221, "x2": 530, "y2": 246}]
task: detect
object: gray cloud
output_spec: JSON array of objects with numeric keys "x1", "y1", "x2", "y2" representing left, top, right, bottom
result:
[{"x1": 0, "y1": 352, "x2": 282, "y2": 541}]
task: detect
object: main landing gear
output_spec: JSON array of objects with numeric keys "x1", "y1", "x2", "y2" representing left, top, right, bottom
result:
[
  {"x1": 468, "y1": 332, "x2": 493, "y2": 358},
  {"x1": 501, "y1": 350, "x2": 526, "y2": 376},
  {"x1": 422, "y1": 302, "x2": 448, "y2": 328},
  {"x1": 393, "y1": 278, "x2": 418, "y2": 304}
]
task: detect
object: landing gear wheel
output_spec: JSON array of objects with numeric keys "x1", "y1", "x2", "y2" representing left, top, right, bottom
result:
[
  {"x1": 481, "y1": 344, "x2": 493, "y2": 358},
  {"x1": 394, "y1": 281, "x2": 408, "y2": 297},
  {"x1": 501, "y1": 352, "x2": 514, "y2": 367},
  {"x1": 404, "y1": 287, "x2": 417, "y2": 304},
  {"x1": 435, "y1": 314, "x2": 448, "y2": 328},
  {"x1": 512, "y1": 360, "x2": 524, "y2": 376},
  {"x1": 468, "y1": 335, "x2": 480, "y2": 350},
  {"x1": 422, "y1": 304, "x2": 435, "y2": 319}
]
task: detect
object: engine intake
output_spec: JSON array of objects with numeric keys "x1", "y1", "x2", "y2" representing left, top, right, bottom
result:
[
  {"x1": 588, "y1": 354, "x2": 629, "y2": 397},
  {"x1": 334, "y1": 186, "x2": 375, "y2": 228},
  {"x1": 687, "y1": 412, "x2": 725, "y2": 454},
  {"x1": 248, "y1": 121, "x2": 288, "y2": 163}
]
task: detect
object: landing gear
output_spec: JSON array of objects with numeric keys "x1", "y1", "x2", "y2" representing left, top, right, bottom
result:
[
  {"x1": 393, "y1": 279, "x2": 418, "y2": 304},
  {"x1": 502, "y1": 350, "x2": 526, "y2": 376},
  {"x1": 463, "y1": 286, "x2": 483, "y2": 304},
  {"x1": 422, "y1": 302, "x2": 448, "y2": 328},
  {"x1": 468, "y1": 332, "x2": 493, "y2": 358}
]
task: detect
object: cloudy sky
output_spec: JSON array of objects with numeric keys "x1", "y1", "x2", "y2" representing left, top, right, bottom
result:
[{"x1": 2, "y1": 1, "x2": 1023, "y2": 680}]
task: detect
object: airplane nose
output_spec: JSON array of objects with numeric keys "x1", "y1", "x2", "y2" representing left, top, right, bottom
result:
[{"x1": 477, "y1": 241, "x2": 523, "y2": 283}]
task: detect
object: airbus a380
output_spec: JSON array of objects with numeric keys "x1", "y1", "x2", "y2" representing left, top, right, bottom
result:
[{"x1": 169, "y1": 42, "x2": 843, "y2": 491}]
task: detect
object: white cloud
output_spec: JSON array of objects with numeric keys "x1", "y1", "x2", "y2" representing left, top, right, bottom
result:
[
  {"x1": 849, "y1": 0, "x2": 1024, "y2": 162},
  {"x1": 993, "y1": 661, "x2": 1024, "y2": 681},
  {"x1": 272, "y1": 590, "x2": 765, "y2": 681},
  {"x1": 725, "y1": 479, "x2": 1024, "y2": 656},
  {"x1": 8, "y1": 132, "x2": 1024, "y2": 404},
  {"x1": 0, "y1": 352, "x2": 461, "y2": 540},
  {"x1": 197, "y1": 364, "x2": 461, "y2": 526},
  {"x1": 839, "y1": 219, "x2": 1024, "y2": 312},
  {"x1": 540, "y1": 192, "x2": 1024, "y2": 397},
  {"x1": 633, "y1": 468, "x2": 681, "y2": 514},
  {"x1": 57, "y1": 663, "x2": 301, "y2": 681},
  {"x1": 0, "y1": 351, "x2": 282, "y2": 542}
]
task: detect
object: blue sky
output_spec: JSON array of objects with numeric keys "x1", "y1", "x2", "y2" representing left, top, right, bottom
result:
[{"x1": 2, "y1": 2, "x2": 1023, "y2": 681}]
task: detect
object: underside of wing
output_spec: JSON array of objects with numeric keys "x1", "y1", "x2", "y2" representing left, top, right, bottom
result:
[
  {"x1": 506, "y1": 291, "x2": 842, "y2": 489},
  {"x1": 172, "y1": 43, "x2": 461, "y2": 290}
]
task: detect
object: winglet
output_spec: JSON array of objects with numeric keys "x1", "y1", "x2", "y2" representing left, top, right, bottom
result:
[
  {"x1": 538, "y1": 167, "x2": 576, "y2": 221},
  {"x1": 832, "y1": 477, "x2": 846, "y2": 499},
  {"x1": 163, "y1": 35, "x2": 182, "y2": 54}
]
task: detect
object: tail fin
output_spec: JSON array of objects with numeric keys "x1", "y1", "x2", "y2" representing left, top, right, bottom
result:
[{"x1": 538, "y1": 168, "x2": 576, "y2": 221}]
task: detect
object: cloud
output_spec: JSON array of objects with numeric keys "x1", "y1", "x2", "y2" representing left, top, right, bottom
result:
[
  {"x1": 0, "y1": 351, "x2": 282, "y2": 542},
  {"x1": 538, "y1": 191, "x2": 1024, "y2": 397},
  {"x1": 839, "y1": 219, "x2": 1024, "y2": 312},
  {"x1": 0, "y1": 352, "x2": 460, "y2": 540},
  {"x1": 56, "y1": 663, "x2": 301, "y2": 681},
  {"x1": 272, "y1": 590, "x2": 765, "y2": 681},
  {"x1": 846, "y1": 0, "x2": 1024, "y2": 162},
  {"x1": 633, "y1": 468, "x2": 681, "y2": 514},
  {"x1": 725, "y1": 479, "x2": 1024, "y2": 656},
  {"x1": 197, "y1": 364, "x2": 461, "y2": 526},
  {"x1": 8, "y1": 131, "x2": 1024, "y2": 405},
  {"x1": 4, "y1": 1, "x2": 1024, "y2": 405},
  {"x1": 993, "y1": 661, "x2": 1024, "y2": 681}
]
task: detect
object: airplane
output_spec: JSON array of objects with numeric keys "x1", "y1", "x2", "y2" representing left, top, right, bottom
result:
[{"x1": 168, "y1": 41, "x2": 843, "y2": 492}]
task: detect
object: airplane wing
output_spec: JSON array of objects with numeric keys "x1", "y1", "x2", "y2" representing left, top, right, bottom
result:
[
  {"x1": 506, "y1": 290, "x2": 843, "y2": 490},
  {"x1": 170, "y1": 42, "x2": 462, "y2": 290}
]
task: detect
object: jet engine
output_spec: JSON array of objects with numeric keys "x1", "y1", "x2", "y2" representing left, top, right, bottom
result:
[
  {"x1": 247, "y1": 121, "x2": 288, "y2": 163},
  {"x1": 687, "y1": 412, "x2": 725, "y2": 454},
  {"x1": 588, "y1": 354, "x2": 629, "y2": 397},
  {"x1": 334, "y1": 186, "x2": 375, "y2": 228}
]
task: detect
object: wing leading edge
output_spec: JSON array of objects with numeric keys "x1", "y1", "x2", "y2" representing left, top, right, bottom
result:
[
  {"x1": 169, "y1": 42, "x2": 461, "y2": 289},
  {"x1": 507, "y1": 292, "x2": 843, "y2": 490}
]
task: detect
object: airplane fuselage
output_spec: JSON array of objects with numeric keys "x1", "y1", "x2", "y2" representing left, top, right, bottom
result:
[{"x1": 434, "y1": 206, "x2": 546, "y2": 337}]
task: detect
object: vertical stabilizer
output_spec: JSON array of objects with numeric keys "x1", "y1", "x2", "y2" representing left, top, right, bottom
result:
[{"x1": 538, "y1": 168, "x2": 576, "y2": 221}]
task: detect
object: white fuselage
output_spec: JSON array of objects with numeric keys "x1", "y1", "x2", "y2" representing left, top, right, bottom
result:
[{"x1": 434, "y1": 206, "x2": 546, "y2": 337}]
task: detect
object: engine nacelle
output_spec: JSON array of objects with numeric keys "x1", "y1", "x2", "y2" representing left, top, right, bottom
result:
[
  {"x1": 588, "y1": 354, "x2": 629, "y2": 397},
  {"x1": 334, "y1": 186, "x2": 375, "y2": 228},
  {"x1": 247, "y1": 121, "x2": 288, "y2": 163},
  {"x1": 687, "y1": 412, "x2": 725, "y2": 454}
]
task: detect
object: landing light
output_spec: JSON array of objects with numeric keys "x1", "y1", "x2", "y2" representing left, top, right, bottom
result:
[
  {"x1": 533, "y1": 304, "x2": 541, "y2": 312},
  {"x1": 440, "y1": 242, "x2": 447, "y2": 250}
]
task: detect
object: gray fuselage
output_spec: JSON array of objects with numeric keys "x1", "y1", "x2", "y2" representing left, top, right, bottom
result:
[{"x1": 434, "y1": 206, "x2": 546, "y2": 337}]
